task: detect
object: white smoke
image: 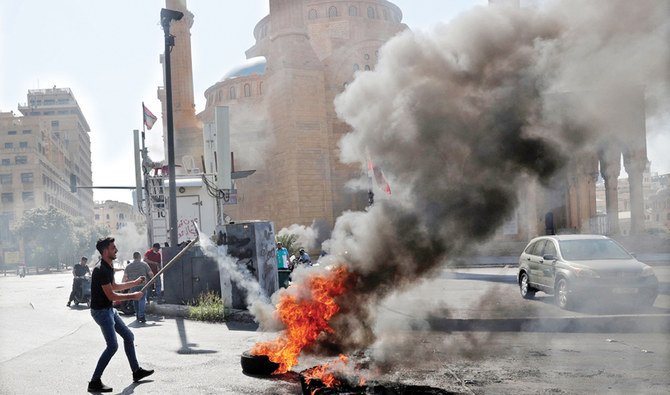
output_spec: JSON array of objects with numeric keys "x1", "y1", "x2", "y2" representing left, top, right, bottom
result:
[{"x1": 277, "y1": 222, "x2": 320, "y2": 251}]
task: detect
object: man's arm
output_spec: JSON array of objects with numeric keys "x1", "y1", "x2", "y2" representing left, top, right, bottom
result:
[
  {"x1": 111, "y1": 276, "x2": 145, "y2": 292},
  {"x1": 101, "y1": 283, "x2": 143, "y2": 302}
]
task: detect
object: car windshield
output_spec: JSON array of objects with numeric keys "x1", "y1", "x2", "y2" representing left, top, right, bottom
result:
[{"x1": 558, "y1": 239, "x2": 632, "y2": 260}]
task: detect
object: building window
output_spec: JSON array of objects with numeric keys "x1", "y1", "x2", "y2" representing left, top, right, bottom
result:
[
  {"x1": 308, "y1": 9, "x2": 317, "y2": 19},
  {"x1": 259, "y1": 82, "x2": 263, "y2": 95},
  {"x1": 229, "y1": 86, "x2": 236, "y2": 99},
  {"x1": 365, "y1": 65, "x2": 371, "y2": 70},
  {"x1": 22, "y1": 130, "x2": 32, "y2": 134},
  {"x1": 382, "y1": 8, "x2": 388, "y2": 20},
  {"x1": 15, "y1": 156, "x2": 28, "y2": 164},
  {"x1": 22, "y1": 192, "x2": 34, "y2": 202},
  {"x1": 95, "y1": 214, "x2": 100, "y2": 220},
  {"x1": 329, "y1": 6, "x2": 338, "y2": 18},
  {"x1": 8, "y1": 130, "x2": 17, "y2": 135},
  {"x1": 1, "y1": 193, "x2": 13, "y2": 203},
  {"x1": 19, "y1": 142, "x2": 28, "y2": 148},
  {"x1": 4, "y1": 142, "x2": 13, "y2": 149},
  {"x1": 106, "y1": 214, "x2": 110, "y2": 220},
  {"x1": 364, "y1": 54, "x2": 370, "y2": 60},
  {"x1": 119, "y1": 213, "x2": 125, "y2": 220},
  {"x1": 216, "y1": 90, "x2": 222, "y2": 102},
  {"x1": 367, "y1": 6, "x2": 375, "y2": 18},
  {"x1": 244, "y1": 83, "x2": 251, "y2": 97},
  {"x1": 1, "y1": 159, "x2": 9, "y2": 166},
  {"x1": 21, "y1": 173, "x2": 34, "y2": 183},
  {"x1": 51, "y1": 120, "x2": 59, "y2": 130},
  {"x1": 0, "y1": 174, "x2": 11, "y2": 185},
  {"x1": 353, "y1": 64, "x2": 360, "y2": 71},
  {"x1": 349, "y1": 6, "x2": 358, "y2": 16}
]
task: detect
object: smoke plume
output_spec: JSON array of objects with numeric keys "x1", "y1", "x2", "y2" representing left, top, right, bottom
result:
[
  {"x1": 277, "y1": 222, "x2": 320, "y2": 251},
  {"x1": 291, "y1": 0, "x2": 668, "y2": 354}
]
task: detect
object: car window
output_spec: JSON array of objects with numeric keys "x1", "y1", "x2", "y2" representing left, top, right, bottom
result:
[
  {"x1": 524, "y1": 242, "x2": 537, "y2": 254},
  {"x1": 558, "y1": 239, "x2": 632, "y2": 260},
  {"x1": 544, "y1": 241, "x2": 557, "y2": 257},
  {"x1": 531, "y1": 240, "x2": 546, "y2": 256}
]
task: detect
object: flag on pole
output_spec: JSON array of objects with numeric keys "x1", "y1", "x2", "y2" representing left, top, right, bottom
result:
[
  {"x1": 143, "y1": 103, "x2": 157, "y2": 130},
  {"x1": 367, "y1": 153, "x2": 391, "y2": 195}
]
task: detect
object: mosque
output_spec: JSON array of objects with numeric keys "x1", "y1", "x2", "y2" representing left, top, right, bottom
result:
[{"x1": 157, "y1": 0, "x2": 649, "y2": 244}]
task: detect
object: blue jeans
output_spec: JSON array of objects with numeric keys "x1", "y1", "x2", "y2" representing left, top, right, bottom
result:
[
  {"x1": 131, "y1": 286, "x2": 146, "y2": 320},
  {"x1": 154, "y1": 275, "x2": 162, "y2": 298},
  {"x1": 90, "y1": 308, "x2": 139, "y2": 380}
]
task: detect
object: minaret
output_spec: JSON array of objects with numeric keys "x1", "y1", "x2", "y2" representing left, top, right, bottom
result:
[{"x1": 158, "y1": 0, "x2": 202, "y2": 171}]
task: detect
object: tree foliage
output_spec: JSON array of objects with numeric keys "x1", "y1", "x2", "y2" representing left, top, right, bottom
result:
[
  {"x1": 275, "y1": 233, "x2": 302, "y2": 257},
  {"x1": 13, "y1": 207, "x2": 109, "y2": 270}
]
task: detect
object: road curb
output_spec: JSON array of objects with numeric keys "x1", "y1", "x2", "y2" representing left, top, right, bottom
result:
[{"x1": 426, "y1": 314, "x2": 670, "y2": 333}]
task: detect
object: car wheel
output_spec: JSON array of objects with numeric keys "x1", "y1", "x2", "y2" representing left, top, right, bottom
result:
[
  {"x1": 519, "y1": 272, "x2": 535, "y2": 299},
  {"x1": 555, "y1": 277, "x2": 572, "y2": 310}
]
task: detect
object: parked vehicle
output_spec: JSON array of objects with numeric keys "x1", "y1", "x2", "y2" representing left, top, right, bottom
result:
[
  {"x1": 72, "y1": 275, "x2": 92, "y2": 308},
  {"x1": 517, "y1": 234, "x2": 658, "y2": 310}
]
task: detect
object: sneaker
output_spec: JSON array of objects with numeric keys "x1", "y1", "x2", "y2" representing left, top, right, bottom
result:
[
  {"x1": 66, "y1": 301, "x2": 71, "y2": 307},
  {"x1": 133, "y1": 367, "x2": 154, "y2": 382},
  {"x1": 87, "y1": 379, "x2": 112, "y2": 393},
  {"x1": 139, "y1": 317, "x2": 146, "y2": 323}
]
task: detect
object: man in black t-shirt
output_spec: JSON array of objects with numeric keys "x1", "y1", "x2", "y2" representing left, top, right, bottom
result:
[
  {"x1": 67, "y1": 257, "x2": 90, "y2": 307},
  {"x1": 87, "y1": 237, "x2": 155, "y2": 393}
]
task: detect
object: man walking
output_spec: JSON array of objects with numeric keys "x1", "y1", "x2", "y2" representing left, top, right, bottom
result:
[
  {"x1": 144, "y1": 243, "x2": 162, "y2": 300},
  {"x1": 122, "y1": 252, "x2": 153, "y2": 323},
  {"x1": 88, "y1": 237, "x2": 154, "y2": 393}
]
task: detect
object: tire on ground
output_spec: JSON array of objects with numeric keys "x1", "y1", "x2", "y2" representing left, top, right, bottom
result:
[{"x1": 240, "y1": 350, "x2": 279, "y2": 376}]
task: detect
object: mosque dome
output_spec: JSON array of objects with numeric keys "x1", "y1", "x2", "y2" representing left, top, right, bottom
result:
[{"x1": 220, "y1": 56, "x2": 266, "y2": 81}]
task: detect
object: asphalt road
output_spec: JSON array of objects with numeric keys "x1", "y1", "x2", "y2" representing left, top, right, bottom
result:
[{"x1": 1, "y1": 269, "x2": 668, "y2": 394}]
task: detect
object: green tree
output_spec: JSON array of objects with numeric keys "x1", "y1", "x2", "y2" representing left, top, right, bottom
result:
[{"x1": 14, "y1": 207, "x2": 75, "y2": 271}]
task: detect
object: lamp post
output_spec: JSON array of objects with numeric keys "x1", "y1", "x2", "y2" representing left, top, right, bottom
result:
[{"x1": 160, "y1": 8, "x2": 183, "y2": 248}]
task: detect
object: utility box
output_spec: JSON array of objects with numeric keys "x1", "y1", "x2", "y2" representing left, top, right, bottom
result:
[
  {"x1": 216, "y1": 221, "x2": 278, "y2": 309},
  {"x1": 162, "y1": 245, "x2": 221, "y2": 304}
]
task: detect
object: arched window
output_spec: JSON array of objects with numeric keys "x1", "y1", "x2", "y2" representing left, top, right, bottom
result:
[
  {"x1": 229, "y1": 86, "x2": 236, "y2": 99},
  {"x1": 308, "y1": 9, "x2": 317, "y2": 19},
  {"x1": 348, "y1": 6, "x2": 358, "y2": 16},
  {"x1": 259, "y1": 82, "x2": 263, "y2": 95},
  {"x1": 382, "y1": 8, "x2": 388, "y2": 20},
  {"x1": 364, "y1": 65, "x2": 371, "y2": 71},
  {"x1": 216, "y1": 90, "x2": 222, "y2": 102},
  {"x1": 367, "y1": 6, "x2": 375, "y2": 18},
  {"x1": 244, "y1": 83, "x2": 251, "y2": 97},
  {"x1": 353, "y1": 64, "x2": 360, "y2": 71},
  {"x1": 328, "y1": 6, "x2": 337, "y2": 18}
]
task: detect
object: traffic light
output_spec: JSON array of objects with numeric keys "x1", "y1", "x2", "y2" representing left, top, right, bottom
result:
[{"x1": 69, "y1": 174, "x2": 77, "y2": 193}]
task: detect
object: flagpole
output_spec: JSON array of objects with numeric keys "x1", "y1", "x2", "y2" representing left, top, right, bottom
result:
[{"x1": 141, "y1": 102, "x2": 151, "y2": 247}]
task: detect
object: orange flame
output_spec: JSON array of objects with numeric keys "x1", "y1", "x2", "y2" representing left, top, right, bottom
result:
[{"x1": 251, "y1": 265, "x2": 351, "y2": 374}]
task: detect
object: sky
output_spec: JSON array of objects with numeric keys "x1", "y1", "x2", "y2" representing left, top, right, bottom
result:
[{"x1": 1, "y1": 0, "x2": 667, "y2": 205}]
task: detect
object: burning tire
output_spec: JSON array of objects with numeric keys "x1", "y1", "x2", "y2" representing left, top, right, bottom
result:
[{"x1": 240, "y1": 350, "x2": 279, "y2": 376}]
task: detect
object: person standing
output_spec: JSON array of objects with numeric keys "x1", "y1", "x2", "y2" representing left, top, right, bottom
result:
[
  {"x1": 276, "y1": 242, "x2": 289, "y2": 269},
  {"x1": 67, "y1": 257, "x2": 91, "y2": 307},
  {"x1": 144, "y1": 243, "x2": 162, "y2": 300},
  {"x1": 122, "y1": 252, "x2": 153, "y2": 323},
  {"x1": 88, "y1": 237, "x2": 154, "y2": 393}
]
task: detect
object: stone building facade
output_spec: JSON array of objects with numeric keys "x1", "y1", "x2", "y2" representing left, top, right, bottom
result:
[
  {"x1": 164, "y1": 0, "x2": 650, "y2": 244},
  {"x1": 94, "y1": 200, "x2": 146, "y2": 232},
  {"x1": 196, "y1": 0, "x2": 406, "y2": 233},
  {"x1": 0, "y1": 87, "x2": 94, "y2": 266}
]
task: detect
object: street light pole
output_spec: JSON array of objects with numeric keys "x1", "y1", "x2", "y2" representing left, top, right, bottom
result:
[{"x1": 160, "y1": 8, "x2": 183, "y2": 248}]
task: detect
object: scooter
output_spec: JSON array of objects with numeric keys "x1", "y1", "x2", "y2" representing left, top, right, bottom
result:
[{"x1": 72, "y1": 275, "x2": 91, "y2": 308}]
